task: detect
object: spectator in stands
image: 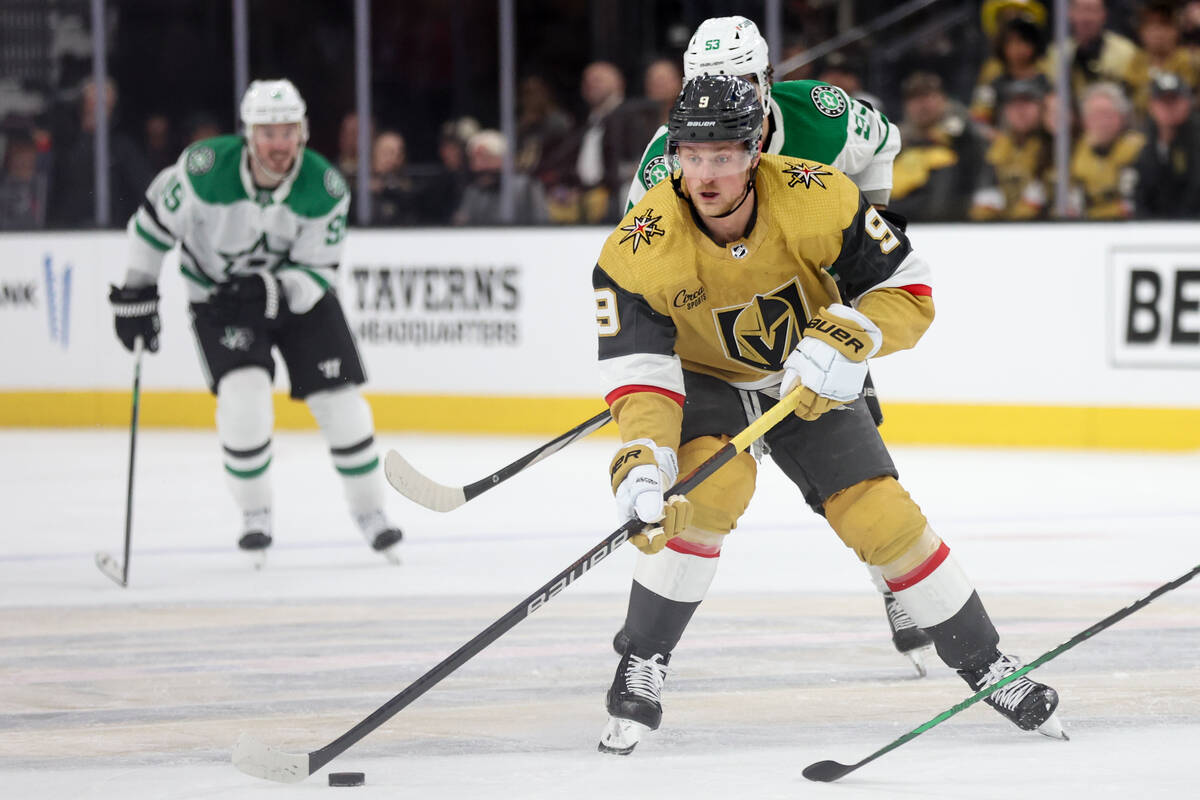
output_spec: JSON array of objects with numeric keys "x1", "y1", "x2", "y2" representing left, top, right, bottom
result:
[
  {"x1": 143, "y1": 112, "x2": 175, "y2": 172},
  {"x1": 890, "y1": 71, "x2": 990, "y2": 221},
  {"x1": 335, "y1": 111, "x2": 374, "y2": 185},
  {"x1": 818, "y1": 51, "x2": 885, "y2": 114},
  {"x1": 1069, "y1": 81, "x2": 1144, "y2": 218},
  {"x1": 0, "y1": 127, "x2": 46, "y2": 229},
  {"x1": 970, "y1": 16, "x2": 1050, "y2": 131},
  {"x1": 183, "y1": 113, "x2": 221, "y2": 145},
  {"x1": 453, "y1": 129, "x2": 548, "y2": 226},
  {"x1": 424, "y1": 116, "x2": 478, "y2": 225},
  {"x1": 1183, "y1": 1, "x2": 1200, "y2": 49},
  {"x1": 1135, "y1": 71, "x2": 1200, "y2": 217},
  {"x1": 971, "y1": 79, "x2": 1053, "y2": 219},
  {"x1": 601, "y1": 59, "x2": 679, "y2": 193},
  {"x1": 1047, "y1": 0, "x2": 1141, "y2": 98},
  {"x1": 47, "y1": 77, "x2": 152, "y2": 228},
  {"x1": 516, "y1": 75, "x2": 572, "y2": 175},
  {"x1": 641, "y1": 58, "x2": 684, "y2": 125},
  {"x1": 540, "y1": 61, "x2": 628, "y2": 223},
  {"x1": 1129, "y1": 2, "x2": 1200, "y2": 118},
  {"x1": 370, "y1": 130, "x2": 422, "y2": 226},
  {"x1": 777, "y1": 37, "x2": 814, "y2": 82}
]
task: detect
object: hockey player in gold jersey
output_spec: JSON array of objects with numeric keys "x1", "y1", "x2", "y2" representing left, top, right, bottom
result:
[{"x1": 592, "y1": 75, "x2": 1065, "y2": 754}]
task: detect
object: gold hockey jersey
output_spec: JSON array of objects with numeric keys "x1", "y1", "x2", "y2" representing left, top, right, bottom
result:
[{"x1": 592, "y1": 153, "x2": 934, "y2": 448}]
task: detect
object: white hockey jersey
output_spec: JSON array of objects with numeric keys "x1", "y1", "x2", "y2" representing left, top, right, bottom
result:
[{"x1": 125, "y1": 134, "x2": 350, "y2": 315}]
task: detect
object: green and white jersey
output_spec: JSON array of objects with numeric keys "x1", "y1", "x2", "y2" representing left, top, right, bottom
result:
[
  {"x1": 625, "y1": 80, "x2": 900, "y2": 212},
  {"x1": 126, "y1": 134, "x2": 350, "y2": 314}
]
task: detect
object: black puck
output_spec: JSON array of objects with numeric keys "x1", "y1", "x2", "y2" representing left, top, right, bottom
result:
[{"x1": 328, "y1": 771, "x2": 365, "y2": 787}]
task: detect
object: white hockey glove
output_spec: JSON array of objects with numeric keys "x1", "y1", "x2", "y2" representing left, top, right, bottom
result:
[
  {"x1": 780, "y1": 303, "x2": 882, "y2": 421},
  {"x1": 610, "y1": 439, "x2": 693, "y2": 555}
]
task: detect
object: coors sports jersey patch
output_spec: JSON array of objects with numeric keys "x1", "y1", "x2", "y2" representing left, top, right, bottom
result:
[
  {"x1": 713, "y1": 278, "x2": 807, "y2": 370},
  {"x1": 782, "y1": 161, "x2": 832, "y2": 189},
  {"x1": 618, "y1": 209, "x2": 665, "y2": 253},
  {"x1": 810, "y1": 85, "x2": 847, "y2": 117}
]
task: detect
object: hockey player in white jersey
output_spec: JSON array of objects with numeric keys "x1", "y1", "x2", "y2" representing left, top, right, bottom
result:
[
  {"x1": 108, "y1": 79, "x2": 402, "y2": 565},
  {"x1": 617, "y1": 17, "x2": 932, "y2": 672}
]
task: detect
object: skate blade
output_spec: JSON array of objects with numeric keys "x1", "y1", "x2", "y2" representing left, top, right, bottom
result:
[
  {"x1": 903, "y1": 645, "x2": 931, "y2": 678},
  {"x1": 381, "y1": 548, "x2": 401, "y2": 566},
  {"x1": 597, "y1": 717, "x2": 650, "y2": 755},
  {"x1": 1036, "y1": 712, "x2": 1069, "y2": 741}
]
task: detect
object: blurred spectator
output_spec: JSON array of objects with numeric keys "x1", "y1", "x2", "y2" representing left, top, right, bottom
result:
[
  {"x1": 642, "y1": 58, "x2": 684, "y2": 124},
  {"x1": 1047, "y1": 0, "x2": 1141, "y2": 98},
  {"x1": 1183, "y1": 1, "x2": 1200, "y2": 48},
  {"x1": 970, "y1": 17, "x2": 1050, "y2": 130},
  {"x1": 818, "y1": 51, "x2": 885, "y2": 114},
  {"x1": 971, "y1": 80, "x2": 1053, "y2": 219},
  {"x1": 422, "y1": 116, "x2": 478, "y2": 225},
  {"x1": 602, "y1": 61, "x2": 678, "y2": 192},
  {"x1": 184, "y1": 113, "x2": 221, "y2": 145},
  {"x1": 143, "y1": 113, "x2": 175, "y2": 172},
  {"x1": 1068, "y1": 81, "x2": 1144, "y2": 218},
  {"x1": 335, "y1": 111, "x2": 375, "y2": 183},
  {"x1": 540, "y1": 61, "x2": 628, "y2": 223},
  {"x1": 48, "y1": 77, "x2": 152, "y2": 228},
  {"x1": 777, "y1": 37, "x2": 814, "y2": 82},
  {"x1": 890, "y1": 71, "x2": 990, "y2": 221},
  {"x1": 370, "y1": 130, "x2": 422, "y2": 226},
  {"x1": 1128, "y1": 2, "x2": 1200, "y2": 117},
  {"x1": 453, "y1": 129, "x2": 548, "y2": 226},
  {"x1": 1135, "y1": 72, "x2": 1200, "y2": 217},
  {"x1": 516, "y1": 75, "x2": 572, "y2": 175},
  {"x1": 0, "y1": 128, "x2": 47, "y2": 229}
]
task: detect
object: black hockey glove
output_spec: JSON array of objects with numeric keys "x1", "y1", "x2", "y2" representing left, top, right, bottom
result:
[
  {"x1": 203, "y1": 273, "x2": 285, "y2": 328},
  {"x1": 109, "y1": 284, "x2": 161, "y2": 353}
]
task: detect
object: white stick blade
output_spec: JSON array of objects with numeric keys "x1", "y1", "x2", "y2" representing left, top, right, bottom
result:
[
  {"x1": 232, "y1": 732, "x2": 309, "y2": 783},
  {"x1": 383, "y1": 449, "x2": 467, "y2": 512},
  {"x1": 94, "y1": 552, "x2": 126, "y2": 586}
]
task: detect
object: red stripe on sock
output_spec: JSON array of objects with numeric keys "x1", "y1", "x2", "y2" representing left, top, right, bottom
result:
[
  {"x1": 605, "y1": 384, "x2": 686, "y2": 408},
  {"x1": 665, "y1": 538, "x2": 722, "y2": 558},
  {"x1": 884, "y1": 541, "x2": 950, "y2": 592}
]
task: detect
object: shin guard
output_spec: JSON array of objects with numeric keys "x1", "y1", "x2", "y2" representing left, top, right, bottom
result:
[
  {"x1": 216, "y1": 367, "x2": 273, "y2": 513},
  {"x1": 306, "y1": 385, "x2": 384, "y2": 515},
  {"x1": 624, "y1": 540, "x2": 721, "y2": 654}
]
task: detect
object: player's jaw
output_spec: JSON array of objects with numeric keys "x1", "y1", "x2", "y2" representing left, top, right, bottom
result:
[{"x1": 250, "y1": 123, "x2": 302, "y2": 175}]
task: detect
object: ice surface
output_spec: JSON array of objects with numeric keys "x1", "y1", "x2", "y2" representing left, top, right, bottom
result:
[{"x1": 1, "y1": 429, "x2": 1197, "y2": 799}]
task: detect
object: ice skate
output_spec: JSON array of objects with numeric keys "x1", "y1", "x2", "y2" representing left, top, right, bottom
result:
[
  {"x1": 598, "y1": 646, "x2": 669, "y2": 755},
  {"x1": 355, "y1": 509, "x2": 403, "y2": 564},
  {"x1": 611, "y1": 627, "x2": 630, "y2": 656},
  {"x1": 238, "y1": 509, "x2": 273, "y2": 570},
  {"x1": 960, "y1": 653, "x2": 1068, "y2": 740},
  {"x1": 883, "y1": 591, "x2": 933, "y2": 677}
]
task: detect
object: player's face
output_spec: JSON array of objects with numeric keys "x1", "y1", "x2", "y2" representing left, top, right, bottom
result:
[
  {"x1": 676, "y1": 142, "x2": 755, "y2": 216},
  {"x1": 250, "y1": 123, "x2": 303, "y2": 174}
]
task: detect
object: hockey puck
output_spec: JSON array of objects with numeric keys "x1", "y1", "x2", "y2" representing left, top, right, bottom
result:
[{"x1": 328, "y1": 771, "x2": 365, "y2": 787}]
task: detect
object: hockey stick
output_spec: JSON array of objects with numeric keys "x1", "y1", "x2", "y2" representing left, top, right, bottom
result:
[
  {"x1": 383, "y1": 408, "x2": 612, "y2": 511},
  {"x1": 804, "y1": 561, "x2": 1200, "y2": 782},
  {"x1": 233, "y1": 388, "x2": 804, "y2": 783},
  {"x1": 95, "y1": 337, "x2": 144, "y2": 587}
]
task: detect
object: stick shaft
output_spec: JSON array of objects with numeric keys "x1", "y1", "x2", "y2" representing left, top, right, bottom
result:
[{"x1": 121, "y1": 338, "x2": 144, "y2": 586}]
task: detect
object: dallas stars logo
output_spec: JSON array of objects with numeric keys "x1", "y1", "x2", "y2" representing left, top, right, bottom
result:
[
  {"x1": 218, "y1": 232, "x2": 289, "y2": 275},
  {"x1": 783, "y1": 161, "x2": 833, "y2": 190},
  {"x1": 618, "y1": 209, "x2": 665, "y2": 253}
]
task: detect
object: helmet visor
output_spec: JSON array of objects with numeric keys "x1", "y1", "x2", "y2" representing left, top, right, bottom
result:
[{"x1": 670, "y1": 140, "x2": 756, "y2": 180}]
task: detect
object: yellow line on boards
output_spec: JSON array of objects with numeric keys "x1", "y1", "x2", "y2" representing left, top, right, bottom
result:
[{"x1": 0, "y1": 391, "x2": 1197, "y2": 450}]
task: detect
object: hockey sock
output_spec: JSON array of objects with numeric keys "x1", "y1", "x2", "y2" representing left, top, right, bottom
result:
[
  {"x1": 624, "y1": 539, "x2": 721, "y2": 654},
  {"x1": 880, "y1": 529, "x2": 999, "y2": 669},
  {"x1": 306, "y1": 385, "x2": 384, "y2": 515},
  {"x1": 216, "y1": 367, "x2": 273, "y2": 514}
]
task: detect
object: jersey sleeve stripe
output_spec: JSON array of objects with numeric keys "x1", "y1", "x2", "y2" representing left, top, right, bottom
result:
[
  {"x1": 899, "y1": 283, "x2": 932, "y2": 297},
  {"x1": 599, "y1": 352, "x2": 686, "y2": 399},
  {"x1": 605, "y1": 383, "x2": 686, "y2": 409},
  {"x1": 134, "y1": 221, "x2": 172, "y2": 252},
  {"x1": 859, "y1": 251, "x2": 933, "y2": 296}
]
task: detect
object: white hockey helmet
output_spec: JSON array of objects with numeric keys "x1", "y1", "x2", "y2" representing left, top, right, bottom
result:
[
  {"x1": 683, "y1": 17, "x2": 772, "y2": 110},
  {"x1": 240, "y1": 79, "x2": 309, "y2": 139}
]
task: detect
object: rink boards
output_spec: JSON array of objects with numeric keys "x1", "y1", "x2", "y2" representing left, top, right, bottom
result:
[{"x1": 1, "y1": 223, "x2": 1199, "y2": 448}]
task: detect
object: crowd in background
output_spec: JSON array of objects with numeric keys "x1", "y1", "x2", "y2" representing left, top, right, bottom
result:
[{"x1": 3, "y1": 0, "x2": 1200, "y2": 229}]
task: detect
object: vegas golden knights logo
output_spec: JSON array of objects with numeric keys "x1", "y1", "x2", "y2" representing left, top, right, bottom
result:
[{"x1": 713, "y1": 278, "x2": 809, "y2": 370}]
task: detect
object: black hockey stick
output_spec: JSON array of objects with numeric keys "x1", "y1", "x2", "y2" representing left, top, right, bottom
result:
[
  {"x1": 383, "y1": 408, "x2": 612, "y2": 511},
  {"x1": 95, "y1": 337, "x2": 144, "y2": 587},
  {"x1": 804, "y1": 561, "x2": 1200, "y2": 782},
  {"x1": 233, "y1": 389, "x2": 804, "y2": 783}
]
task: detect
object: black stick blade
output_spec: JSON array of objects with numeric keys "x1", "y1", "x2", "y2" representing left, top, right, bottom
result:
[{"x1": 802, "y1": 759, "x2": 856, "y2": 782}]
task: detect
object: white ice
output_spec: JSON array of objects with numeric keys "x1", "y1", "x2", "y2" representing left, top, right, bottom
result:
[{"x1": 1, "y1": 428, "x2": 1198, "y2": 799}]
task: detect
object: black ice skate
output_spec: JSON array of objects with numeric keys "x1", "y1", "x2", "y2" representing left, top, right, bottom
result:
[
  {"x1": 355, "y1": 510, "x2": 403, "y2": 564},
  {"x1": 238, "y1": 509, "x2": 273, "y2": 570},
  {"x1": 883, "y1": 591, "x2": 933, "y2": 677},
  {"x1": 959, "y1": 653, "x2": 1067, "y2": 740},
  {"x1": 598, "y1": 646, "x2": 670, "y2": 756}
]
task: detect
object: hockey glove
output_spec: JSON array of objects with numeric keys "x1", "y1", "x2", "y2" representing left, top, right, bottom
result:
[
  {"x1": 610, "y1": 439, "x2": 693, "y2": 555},
  {"x1": 780, "y1": 303, "x2": 882, "y2": 421},
  {"x1": 109, "y1": 284, "x2": 161, "y2": 353},
  {"x1": 202, "y1": 273, "x2": 284, "y2": 328}
]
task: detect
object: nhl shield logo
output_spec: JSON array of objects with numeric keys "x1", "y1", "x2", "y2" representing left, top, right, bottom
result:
[
  {"x1": 713, "y1": 278, "x2": 810, "y2": 371},
  {"x1": 730, "y1": 244, "x2": 748, "y2": 259}
]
